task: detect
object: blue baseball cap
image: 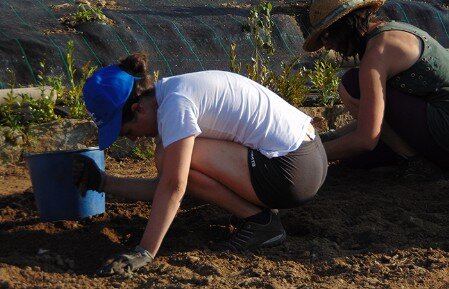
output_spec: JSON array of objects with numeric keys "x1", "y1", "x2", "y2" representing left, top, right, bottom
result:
[{"x1": 83, "y1": 65, "x2": 140, "y2": 150}]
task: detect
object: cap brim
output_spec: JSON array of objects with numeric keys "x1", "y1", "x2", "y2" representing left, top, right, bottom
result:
[{"x1": 98, "y1": 108, "x2": 123, "y2": 150}]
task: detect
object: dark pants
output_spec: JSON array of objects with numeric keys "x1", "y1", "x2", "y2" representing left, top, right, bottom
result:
[{"x1": 342, "y1": 68, "x2": 449, "y2": 168}]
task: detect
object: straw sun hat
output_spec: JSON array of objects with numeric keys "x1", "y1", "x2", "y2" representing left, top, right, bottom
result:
[{"x1": 303, "y1": 0, "x2": 385, "y2": 52}]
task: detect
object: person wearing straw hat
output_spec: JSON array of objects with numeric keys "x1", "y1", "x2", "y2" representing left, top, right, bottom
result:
[
  {"x1": 304, "y1": 0, "x2": 449, "y2": 178},
  {"x1": 72, "y1": 52, "x2": 328, "y2": 275}
]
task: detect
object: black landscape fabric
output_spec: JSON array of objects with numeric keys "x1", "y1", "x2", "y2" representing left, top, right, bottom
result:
[{"x1": 0, "y1": 0, "x2": 448, "y2": 88}]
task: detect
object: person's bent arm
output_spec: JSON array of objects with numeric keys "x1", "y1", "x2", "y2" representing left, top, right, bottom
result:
[
  {"x1": 324, "y1": 31, "x2": 420, "y2": 161},
  {"x1": 138, "y1": 136, "x2": 195, "y2": 257},
  {"x1": 324, "y1": 34, "x2": 398, "y2": 160},
  {"x1": 72, "y1": 154, "x2": 159, "y2": 201},
  {"x1": 103, "y1": 175, "x2": 159, "y2": 201}
]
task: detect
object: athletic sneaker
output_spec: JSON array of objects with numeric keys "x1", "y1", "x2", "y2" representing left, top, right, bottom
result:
[
  {"x1": 228, "y1": 214, "x2": 244, "y2": 231},
  {"x1": 215, "y1": 209, "x2": 286, "y2": 252}
]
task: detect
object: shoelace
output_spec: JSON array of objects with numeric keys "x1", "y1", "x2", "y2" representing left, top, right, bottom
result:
[{"x1": 223, "y1": 224, "x2": 255, "y2": 251}]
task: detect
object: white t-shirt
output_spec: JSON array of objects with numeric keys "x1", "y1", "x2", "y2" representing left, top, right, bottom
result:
[{"x1": 155, "y1": 70, "x2": 311, "y2": 158}]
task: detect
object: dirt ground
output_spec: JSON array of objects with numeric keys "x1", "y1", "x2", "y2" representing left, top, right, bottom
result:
[{"x1": 1, "y1": 157, "x2": 449, "y2": 289}]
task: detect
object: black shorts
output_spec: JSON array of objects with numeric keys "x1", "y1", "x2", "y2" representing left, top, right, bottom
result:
[{"x1": 248, "y1": 136, "x2": 328, "y2": 209}]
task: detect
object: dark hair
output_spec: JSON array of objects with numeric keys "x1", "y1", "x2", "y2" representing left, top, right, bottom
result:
[
  {"x1": 119, "y1": 52, "x2": 155, "y2": 124},
  {"x1": 324, "y1": 7, "x2": 381, "y2": 58}
]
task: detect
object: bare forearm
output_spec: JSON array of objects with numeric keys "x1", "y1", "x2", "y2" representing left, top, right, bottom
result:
[
  {"x1": 324, "y1": 131, "x2": 373, "y2": 161},
  {"x1": 139, "y1": 187, "x2": 185, "y2": 256},
  {"x1": 103, "y1": 174, "x2": 159, "y2": 201},
  {"x1": 139, "y1": 136, "x2": 193, "y2": 257}
]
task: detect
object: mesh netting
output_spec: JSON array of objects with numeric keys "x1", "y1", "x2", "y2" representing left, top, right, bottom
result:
[{"x1": 1, "y1": 0, "x2": 448, "y2": 88}]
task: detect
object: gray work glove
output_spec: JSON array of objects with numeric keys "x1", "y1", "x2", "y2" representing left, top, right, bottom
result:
[
  {"x1": 97, "y1": 246, "x2": 154, "y2": 276},
  {"x1": 72, "y1": 154, "x2": 105, "y2": 196}
]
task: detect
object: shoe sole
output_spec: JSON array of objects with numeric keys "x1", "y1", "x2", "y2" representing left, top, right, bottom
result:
[
  {"x1": 260, "y1": 230, "x2": 287, "y2": 248},
  {"x1": 211, "y1": 231, "x2": 287, "y2": 252}
]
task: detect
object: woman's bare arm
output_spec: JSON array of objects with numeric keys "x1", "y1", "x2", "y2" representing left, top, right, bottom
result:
[
  {"x1": 138, "y1": 136, "x2": 195, "y2": 256},
  {"x1": 324, "y1": 30, "x2": 421, "y2": 160}
]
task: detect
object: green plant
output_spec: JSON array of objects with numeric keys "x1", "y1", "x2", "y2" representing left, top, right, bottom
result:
[
  {"x1": 229, "y1": 43, "x2": 242, "y2": 74},
  {"x1": 240, "y1": 2, "x2": 274, "y2": 86},
  {"x1": 73, "y1": 4, "x2": 108, "y2": 24},
  {"x1": 230, "y1": 2, "x2": 342, "y2": 108},
  {"x1": 0, "y1": 39, "x2": 98, "y2": 132},
  {"x1": 152, "y1": 70, "x2": 160, "y2": 82},
  {"x1": 270, "y1": 58, "x2": 309, "y2": 107},
  {"x1": 60, "y1": 3, "x2": 114, "y2": 28},
  {"x1": 307, "y1": 58, "x2": 341, "y2": 107},
  {"x1": 18, "y1": 93, "x2": 57, "y2": 125},
  {"x1": 0, "y1": 69, "x2": 22, "y2": 129},
  {"x1": 0, "y1": 67, "x2": 58, "y2": 130},
  {"x1": 133, "y1": 141, "x2": 155, "y2": 160},
  {"x1": 230, "y1": 2, "x2": 309, "y2": 107},
  {"x1": 59, "y1": 40, "x2": 97, "y2": 118}
]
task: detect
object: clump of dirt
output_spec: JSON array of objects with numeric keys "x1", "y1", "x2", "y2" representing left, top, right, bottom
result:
[
  {"x1": 42, "y1": 27, "x2": 78, "y2": 35},
  {"x1": 1, "y1": 158, "x2": 449, "y2": 288}
]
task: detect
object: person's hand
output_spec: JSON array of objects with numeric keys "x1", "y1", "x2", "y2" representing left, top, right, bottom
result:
[
  {"x1": 72, "y1": 154, "x2": 105, "y2": 196},
  {"x1": 97, "y1": 246, "x2": 154, "y2": 276}
]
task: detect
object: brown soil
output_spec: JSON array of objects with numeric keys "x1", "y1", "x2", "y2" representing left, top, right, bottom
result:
[{"x1": 1, "y1": 159, "x2": 449, "y2": 288}]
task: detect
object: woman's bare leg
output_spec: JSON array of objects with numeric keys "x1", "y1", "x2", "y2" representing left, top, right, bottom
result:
[
  {"x1": 187, "y1": 170, "x2": 263, "y2": 218},
  {"x1": 155, "y1": 138, "x2": 266, "y2": 218}
]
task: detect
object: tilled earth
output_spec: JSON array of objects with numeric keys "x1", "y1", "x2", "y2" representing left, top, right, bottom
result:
[{"x1": 1, "y1": 158, "x2": 449, "y2": 288}]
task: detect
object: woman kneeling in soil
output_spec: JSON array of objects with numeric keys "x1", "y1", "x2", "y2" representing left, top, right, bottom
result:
[
  {"x1": 304, "y1": 0, "x2": 449, "y2": 177},
  {"x1": 73, "y1": 52, "x2": 328, "y2": 275}
]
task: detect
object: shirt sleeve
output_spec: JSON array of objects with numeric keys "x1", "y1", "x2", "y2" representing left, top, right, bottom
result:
[{"x1": 157, "y1": 93, "x2": 201, "y2": 148}]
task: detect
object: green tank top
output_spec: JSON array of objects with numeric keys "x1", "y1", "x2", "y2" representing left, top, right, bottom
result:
[{"x1": 363, "y1": 21, "x2": 449, "y2": 152}]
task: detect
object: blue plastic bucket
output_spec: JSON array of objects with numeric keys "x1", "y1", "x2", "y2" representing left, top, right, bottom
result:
[{"x1": 25, "y1": 147, "x2": 106, "y2": 221}]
